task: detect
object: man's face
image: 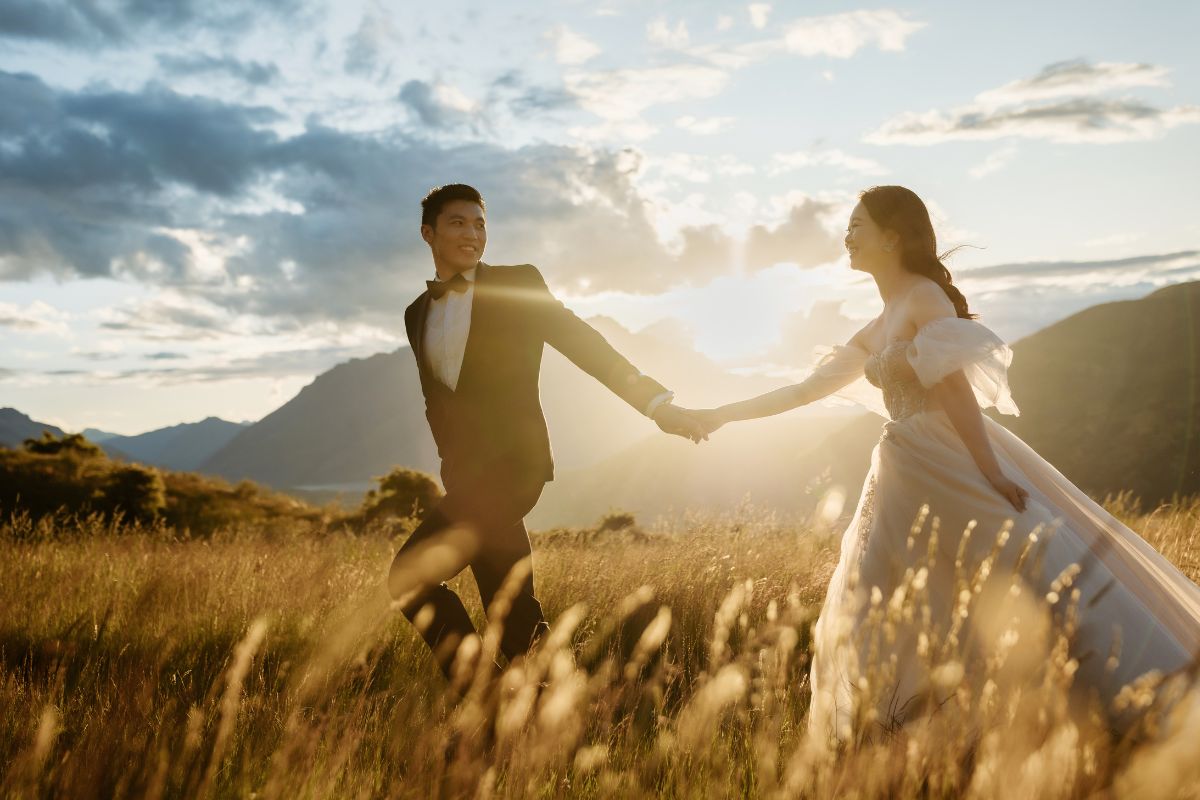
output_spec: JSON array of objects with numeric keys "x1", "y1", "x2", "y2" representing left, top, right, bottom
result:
[{"x1": 421, "y1": 200, "x2": 486, "y2": 276}]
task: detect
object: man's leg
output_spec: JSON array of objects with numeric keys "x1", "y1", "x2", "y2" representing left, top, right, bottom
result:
[
  {"x1": 388, "y1": 504, "x2": 481, "y2": 678},
  {"x1": 472, "y1": 515, "x2": 550, "y2": 664}
]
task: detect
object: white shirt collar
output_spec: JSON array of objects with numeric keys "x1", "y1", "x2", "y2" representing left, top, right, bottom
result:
[{"x1": 436, "y1": 265, "x2": 477, "y2": 283}]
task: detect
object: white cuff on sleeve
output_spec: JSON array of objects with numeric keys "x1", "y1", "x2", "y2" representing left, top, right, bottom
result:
[{"x1": 644, "y1": 391, "x2": 675, "y2": 418}]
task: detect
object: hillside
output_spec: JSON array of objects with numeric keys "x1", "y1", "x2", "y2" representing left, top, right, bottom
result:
[
  {"x1": 0, "y1": 408, "x2": 64, "y2": 448},
  {"x1": 98, "y1": 417, "x2": 247, "y2": 471},
  {"x1": 1002, "y1": 280, "x2": 1200, "y2": 506}
]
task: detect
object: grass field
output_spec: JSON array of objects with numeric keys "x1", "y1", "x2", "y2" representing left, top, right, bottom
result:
[{"x1": 2, "y1": 497, "x2": 1200, "y2": 799}]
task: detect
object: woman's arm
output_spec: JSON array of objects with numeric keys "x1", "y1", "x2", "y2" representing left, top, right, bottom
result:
[
  {"x1": 695, "y1": 326, "x2": 874, "y2": 430},
  {"x1": 931, "y1": 372, "x2": 1027, "y2": 512}
]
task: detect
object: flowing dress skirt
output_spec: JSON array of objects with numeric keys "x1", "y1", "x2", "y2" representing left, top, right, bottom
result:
[{"x1": 808, "y1": 409, "x2": 1200, "y2": 741}]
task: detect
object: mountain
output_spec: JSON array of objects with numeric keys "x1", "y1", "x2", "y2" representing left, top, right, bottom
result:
[
  {"x1": 0, "y1": 408, "x2": 65, "y2": 448},
  {"x1": 201, "y1": 351, "x2": 440, "y2": 489},
  {"x1": 200, "y1": 318, "x2": 789, "y2": 491},
  {"x1": 1001, "y1": 280, "x2": 1200, "y2": 507},
  {"x1": 82, "y1": 428, "x2": 120, "y2": 443},
  {"x1": 98, "y1": 417, "x2": 248, "y2": 472}
]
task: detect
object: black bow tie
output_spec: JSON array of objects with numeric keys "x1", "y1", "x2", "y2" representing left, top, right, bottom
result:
[{"x1": 426, "y1": 272, "x2": 470, "y2": 300}]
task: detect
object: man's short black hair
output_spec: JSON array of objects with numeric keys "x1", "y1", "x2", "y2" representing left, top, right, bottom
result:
[{"x1": 421, "y1": 184, "x2": 485, "y2": 228}]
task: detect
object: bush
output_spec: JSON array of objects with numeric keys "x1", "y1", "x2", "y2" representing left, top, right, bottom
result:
[{"x1": 358, "y1": 467, "x2": 443, "y2": 525}]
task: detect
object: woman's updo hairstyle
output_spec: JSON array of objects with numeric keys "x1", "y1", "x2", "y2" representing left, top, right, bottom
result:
[{"x1": 858, "y1": 185, "x2": 975, "y2": 320}]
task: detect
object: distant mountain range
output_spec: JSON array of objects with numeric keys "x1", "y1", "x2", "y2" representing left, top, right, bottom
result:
[
  {"x1": 95, "y1": 417, "x2": 248, "y2": 472},
  {"x1": 0, "y1": 408, "x2": 64, "y2": 448},
  {"x1": 0, "y1": 409, "x2": 245, "y2": 473},
  {"x1": 198, "y1": 317, "x2": 793, "y2": 492},
  {"x1": 7, "y1": 281, "x2": 1199, "y2": 524}
]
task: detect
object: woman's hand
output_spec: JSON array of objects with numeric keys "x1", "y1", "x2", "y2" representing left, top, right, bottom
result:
[
  {"x1": 985, "y1": 470, "x2": 1029, "y2": 513},
  {"x1": 689, "y1": 408, "x2": 729, "y2": 436}
]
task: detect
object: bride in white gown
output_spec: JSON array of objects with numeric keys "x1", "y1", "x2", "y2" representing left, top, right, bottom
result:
[{"x1": 691, "y1": 185, "x2": 1200, "y2": 742}]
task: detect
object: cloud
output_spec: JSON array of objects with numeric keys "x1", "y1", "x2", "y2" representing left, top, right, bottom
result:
[
  {"x1": 780, "y1": 9, "x2": 925, "y2": 58},
  {"x1": 564, "y1": 63, "x2": 729, "y2": 122},
  {"x1": 745, "y1": 198, "x2": 844, "y2": 270},
  {"x1": 647, "y1": 16, "x2": 689, "y2": 49},
  {"x1": 748, "y1": 4, "x2": 771, "y2": 30},
  {"x1": 0, "y1": 0, "x2": 301, "y2": 46},
  {"x1": 0, "y1": 69, "x2": 798, "y2": 330},
  {"x1": 397, "y1": 80, "x2": 481, "y2": 130},
  {"x1": 548, "y1": 24, "x2": 600, "y2": 65},
  {"x1": 976, "y1": 60, "x2": 1171, "y2": 107},
  {"x1": 157, "y1": 53, "x2": 280, "y2": 86},
  {"x1": 868, "y1": 59, "x2": 1199, "y2": 145},
  {"x1": 968, "y1": 145, "x2": 1017, "y2": 179},
  {"x1": 0, "y1": 301, "x2": 69, "y2": 334},
  {"x1": 770, "y1": 148, "x2": 888, "y2": 176},
  {"x1": 868, "y1": 97, "x2": 1200, "y2": 145},
  {"x1": 959, "y1": 250, "x2": 1200, "y2": 283}
]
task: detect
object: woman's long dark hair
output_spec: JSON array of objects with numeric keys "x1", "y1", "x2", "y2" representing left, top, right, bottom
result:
[{"x1": 858, "y1": 185, "x2": 975, "y2": 319}]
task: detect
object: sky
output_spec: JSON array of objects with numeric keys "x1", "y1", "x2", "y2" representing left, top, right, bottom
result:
[{"x1": 1, "y1": 0, "x2": 1198, "y2": 434}]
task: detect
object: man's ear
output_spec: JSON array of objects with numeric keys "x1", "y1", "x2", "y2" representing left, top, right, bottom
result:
[{"x1": 420, "y1": 223, "x2": 434, "y2": 245}]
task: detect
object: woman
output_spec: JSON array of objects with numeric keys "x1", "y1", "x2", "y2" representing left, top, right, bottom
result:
[{"x1": 691, "y1": 186, "x2": 1200, "y2": 742}]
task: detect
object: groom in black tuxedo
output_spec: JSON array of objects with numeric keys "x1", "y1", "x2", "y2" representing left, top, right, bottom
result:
[{"x1": 388, "y1": 183, "x2": 704, "y2": 678}]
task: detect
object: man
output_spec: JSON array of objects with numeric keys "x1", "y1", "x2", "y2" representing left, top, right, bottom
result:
[{"x1": 388, "y1": 183, "x2": 705, "y2": 678}]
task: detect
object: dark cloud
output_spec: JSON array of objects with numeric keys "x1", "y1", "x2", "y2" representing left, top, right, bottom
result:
[
  {"x1": 157, "y1": 53, "x2": 280, "y2": 86},
  {"x1": 0, "y1": 0, "x2": 303, "y2": 46},
  {"x1": 145, "y1": 351, "x2": 187, "y2": 360},
  {"x1": 397, "y1": 80, "x2": 478, "y2": 130},
  {"x1": 0, "y1": 71, "x2": 837, "y2": 333},
  {"x1": 0, "y1": 0, "x2": 120, "y2": 44},
  {"x1": 869, "y1": 96, "x2": 1198, "y2": 145},
  {"x1": 0, "y1": 315, "x2": 39, "y2": 330},
  {"x1": 745, "y1": 199, "x2": 843, "y2": 270}
]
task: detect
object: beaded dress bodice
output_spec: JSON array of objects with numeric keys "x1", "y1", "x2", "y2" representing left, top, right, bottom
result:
[{"x1": 863, "y1": 340, "x2": 932, "y2": 421}]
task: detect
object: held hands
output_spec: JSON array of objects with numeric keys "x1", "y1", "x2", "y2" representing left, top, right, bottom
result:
[
  {"x1": 652, "y1": 403, "x2": 710, "y2": 443},
  {"x1": 651, "y1": 404, "x2": 729, "y2": 443}
]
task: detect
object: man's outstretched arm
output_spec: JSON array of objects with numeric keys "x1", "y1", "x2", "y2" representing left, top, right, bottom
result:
[{"x1": 526, "y1": 266, "x2": 706, "y2": 442}]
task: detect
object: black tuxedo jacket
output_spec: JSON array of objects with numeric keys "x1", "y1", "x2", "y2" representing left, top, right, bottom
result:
[{"x1": 405, "y1": 263, "x2": 668, "y2": 493}]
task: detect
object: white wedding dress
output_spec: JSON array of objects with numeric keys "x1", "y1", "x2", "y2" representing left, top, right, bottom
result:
[{"x1": 802, "y1": 317, "x2": 1200, "y2": 742}]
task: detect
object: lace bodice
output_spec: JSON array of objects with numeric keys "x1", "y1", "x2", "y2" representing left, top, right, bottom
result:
[{"x1": 864, "y1": 340, "x2": 932, "y2": 420}]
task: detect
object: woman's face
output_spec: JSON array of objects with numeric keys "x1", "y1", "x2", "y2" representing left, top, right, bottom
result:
[{"x1": 844, "y1": 201, "x2": 892, "y2": 273}]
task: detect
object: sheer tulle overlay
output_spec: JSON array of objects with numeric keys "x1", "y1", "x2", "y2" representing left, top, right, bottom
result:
[{"x1": 805, "y1": 318, "x2": 1200, "y2": 742}]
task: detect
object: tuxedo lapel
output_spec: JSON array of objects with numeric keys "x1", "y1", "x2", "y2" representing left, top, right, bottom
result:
[
  {"x1": 455, "y1": 262, "x2": 490, "y2": 395},
  {"x1": 411, "y1": 290, "x2": 433, "y2": 378}
]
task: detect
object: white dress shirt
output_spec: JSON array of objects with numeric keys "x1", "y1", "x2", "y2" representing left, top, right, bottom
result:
[
  {"x1": 424, "y1": 267, "x2": 477, "y2": 391},
  {"x1": 422, "y1": 266, "x2": 673, "y2": 415}
]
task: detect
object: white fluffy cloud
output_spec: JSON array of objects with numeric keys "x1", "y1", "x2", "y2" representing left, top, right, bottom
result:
[
  {"x1": 548, "y1": 25, "x2": 601, "y2": 66},
  {"x1": 781, "y1": 9, "x2": 925, "y2": 58}
]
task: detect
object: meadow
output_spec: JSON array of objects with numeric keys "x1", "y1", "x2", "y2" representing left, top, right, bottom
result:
[{"x1": 3, "y1": 496, "x2": 1200, "y2": 799}]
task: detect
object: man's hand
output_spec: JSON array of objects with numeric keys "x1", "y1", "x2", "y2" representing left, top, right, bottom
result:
[{"x1": 652, "y1": 403, "x2": 709, "y2": 443}]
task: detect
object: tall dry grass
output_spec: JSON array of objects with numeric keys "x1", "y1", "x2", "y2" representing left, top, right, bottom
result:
[{"x1": 1, "y1": 496, "x2": 1199, "y2": 798}]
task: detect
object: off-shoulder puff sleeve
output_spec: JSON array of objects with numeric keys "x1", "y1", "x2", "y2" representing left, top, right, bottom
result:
[{"x1": 905, "y1": 317, "x2": 1019, "y2": 416}]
